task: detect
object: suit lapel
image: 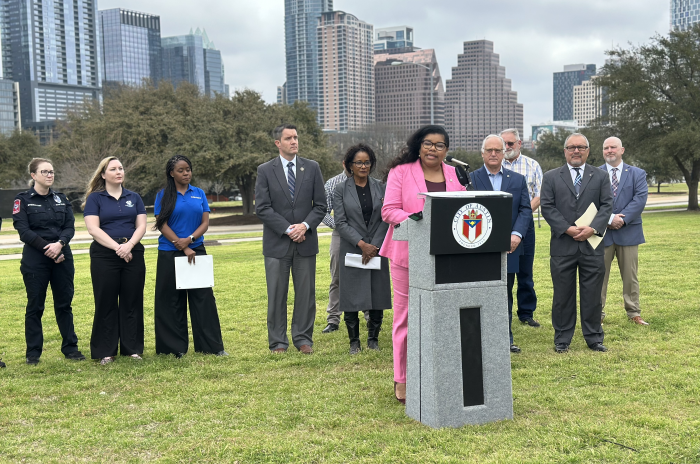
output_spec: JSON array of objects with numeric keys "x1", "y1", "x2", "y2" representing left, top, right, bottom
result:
[
  {"x1": 500, "y1": 169, "x2": 512, "y2": 193},
  {"x1": 273, "y1": 157, "x2": 294, "y2": 206},
  {"x1": 618, "y1": 162, "x2": 632, "y2": 193},
  {"x1": 560, "y1": 165, "x2": 577, "y2": 197},
  {"x1": 368, "y1": 177, "x2": 384, "y2": 230},
  {"x1": 410, "y1": 159, "x2": 428, "y2": 193},
  {"x1": 578, "y1": 164, "x2": 593, "y2": 196},
  {"x1": 476, "y1": 166, "x2": 494, "y2": 191},
  {"x1": 293, "y1": 157, "x2": 306, "y2": 205},
  {"x1": 347, "y1": 176, "x2": 369, "y2": 233}
]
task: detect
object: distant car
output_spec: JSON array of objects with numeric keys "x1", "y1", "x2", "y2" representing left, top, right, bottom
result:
[{"x1": 228, "y1": 194, "x2": 242, "y2": 201}]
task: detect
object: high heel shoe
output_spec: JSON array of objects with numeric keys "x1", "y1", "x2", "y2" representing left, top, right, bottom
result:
[{"x1": 394, "y1": 381, "x2": 406, "y2": 404}]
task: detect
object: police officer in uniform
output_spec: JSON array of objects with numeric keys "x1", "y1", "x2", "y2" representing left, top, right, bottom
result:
[{"x1": 12, "y1": 158, "x2": 85, "y2": 365}]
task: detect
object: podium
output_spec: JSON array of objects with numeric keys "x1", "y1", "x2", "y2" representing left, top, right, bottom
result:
[{"x1": 393, "y1": 191, "x2": 514, "y2": 428}]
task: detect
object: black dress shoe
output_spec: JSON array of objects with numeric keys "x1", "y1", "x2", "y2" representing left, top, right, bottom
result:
[
  {"x1": 26, "y1": 356, "x2": 40, "y2": 365},
  {"x1": 367, "y1": 339, "x2": 380, "y2": 351},
  {"x1": 349, "y1": 340, "x2": 361, "y2": 355},
  {"x1": 588, "y1": 342, "x2": 608, "y2": 352},
  {"x1": 322, "y1": 323, "x2": 339, "y2": 333},
  {"x1": 65, "y1": 351, "x2": 86, "y2": 361},
  {"x1": 554, "y1": 343, "x2": 569, "y2": 353},
  {"x1": 215, "y1": 350, "x2": 229, "y2": 356},
  {"x1": 174, "y1": 352, "x2": 186, "y2": 359},
  {"x1": 510, "y1": 344, "x2": 521, "y2": 353},
  {"x1": 0, "y1": 359, "x2": 6, "y2": 368},
  {"x1": 520, "y1": 317, "x2": 541, "y2": 327}
]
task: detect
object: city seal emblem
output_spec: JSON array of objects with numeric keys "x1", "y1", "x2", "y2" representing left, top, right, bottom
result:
[{"x1": 452, "y1": 203, "x2": 493, "y2": 249}]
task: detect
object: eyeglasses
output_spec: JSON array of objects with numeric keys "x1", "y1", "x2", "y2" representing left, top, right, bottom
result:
[
  {"x1": 565, "y1": 146, "x2": 589, "y2": 152},
  {"x1": 351, "y1": 161, "x2": 372, "y2": 167},
  {"x1": 505, "y1": 141, "x2": 518, "y2": 147},
  {"x1": 39, "y1": 170, "x2": 55, "y2": 177},
  {"x1": 421, "y1": 140, "x2": 447, "y2": 151},
  {"x1": 483, "y1": 148, "x2": 504, "y2": 154}
]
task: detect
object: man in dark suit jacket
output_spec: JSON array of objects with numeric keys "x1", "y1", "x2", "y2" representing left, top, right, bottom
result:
[
  {"x1": 540, "y1": 133, "x2": 613, "y2": 353},
  {"x1": 255, "y1": 124, "x2": 327, "y2": 354},
  {"x1": 470, "y1": 135, "x2": 532, "y2": 353},
  {"x1": 599, "y1": 137, "x2": 649, "y2": 325}
]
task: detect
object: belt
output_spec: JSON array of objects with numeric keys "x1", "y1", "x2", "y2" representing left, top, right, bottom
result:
[{"x1": 111, "y1": 237, "x2": 129, "y2": 244}]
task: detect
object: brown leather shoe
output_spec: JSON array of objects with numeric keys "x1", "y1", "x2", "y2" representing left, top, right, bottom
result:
[
  {"x1": 394, "y1": 382, "x2": 406, "y2": 404},
  {"x1": 630, "y1": 316, "x2": 649, "y2": 326},
  {"x1": 271, "y1": 348, "x2": 287, "y2": 354},
  {"x1": 298, "y1": 345, "x2": 313, "y2": 354}
]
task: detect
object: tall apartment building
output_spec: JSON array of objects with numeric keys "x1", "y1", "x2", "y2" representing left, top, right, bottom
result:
[
  {"x1": 0, "y1": 79, "x2": 20, "y2": 135},
  {"x1": 374, "y1": 26, "x2": 413, "y2": 52},
  {"x1": 99, "y1": 8, "x2": 161, "y2": 88},
  {"x1": 671, "y1": 0, "x2": 700, "y2": 30},
  {"x1": 284, "y1": 0, "x2": 332, "y2": 108},
  {"x1": 161, "y1": 29, "x2": 226, "y2": 97},
  {"x1": 444, "y1": 40, "x2": 523, "y2": 151},
  {"x1": 277, "y1": 83, "x2": 287, "y2": 104},
  {"x1": 317, "y1": 10, "x2": 374, "y2": 132},
  {"x1": 553, "y1": 64, "x2": 596, "y2": 121},
  {"x1": 374, "y1": 48, "x2": 444, "y2": 131},
  {"x1": 573, "y1": 76, "x2": 613, "y2": 127},
  {"x1": 0, "y1": 0, "x2": 102, "y2": 128}
]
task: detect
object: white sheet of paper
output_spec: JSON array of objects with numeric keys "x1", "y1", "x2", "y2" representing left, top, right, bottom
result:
[
  {"x1": 574, "y1": 203, "x2": 606, "y2": 250},
  {"x1": 345, "y1": 253, "x2": 381, "y2": 270},
  {"x1": 175, "y1": 255, "x2": 215, "y2": 289}
]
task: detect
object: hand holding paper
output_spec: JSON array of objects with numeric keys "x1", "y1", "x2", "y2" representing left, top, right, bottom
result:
[{"x1": 574, "y1": 203, "x2": 605, "y2": 249}]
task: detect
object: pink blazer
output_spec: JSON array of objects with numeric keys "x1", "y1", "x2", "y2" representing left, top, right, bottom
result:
[{"x1": 380, "y1": 159, "x2": 466, "y2": 268}]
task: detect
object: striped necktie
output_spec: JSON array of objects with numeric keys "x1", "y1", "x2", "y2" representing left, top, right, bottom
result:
[
  {"x1": 287, "y1": 161, "x2": 295, "y2": 200},
  {"x1": 573, "y1": 168, "x2": 581, "y2": 196},
  {"x1": 611, "y1": 168, "x2": 619, "y2": 197}
]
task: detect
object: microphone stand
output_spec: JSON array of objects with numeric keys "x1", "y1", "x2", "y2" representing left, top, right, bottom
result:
[{"x1": 446, "y1": 156, "x2": 473, "y2": 190}]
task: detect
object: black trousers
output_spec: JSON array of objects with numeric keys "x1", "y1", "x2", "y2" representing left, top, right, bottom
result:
[
  {"x1": 20, "y1": 246, "x2": 79, "y2": 358},
  {"x1": 89, "y1": 241, "x2": 145, "y2": 359},
  {"x1": 154, "y1": 246, "x2": 224, "y2": 355},
  {"x1": 550, "y1": 251, "x2": 605, "y2": 346}
]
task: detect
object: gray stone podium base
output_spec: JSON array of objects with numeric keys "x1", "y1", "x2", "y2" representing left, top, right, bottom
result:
[{"x1": 405, "y1": 285, "x2": 514, "y2": 428}]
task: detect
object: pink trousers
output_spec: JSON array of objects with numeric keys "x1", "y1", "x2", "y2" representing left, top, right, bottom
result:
[{"x1": 390, "y1": 262, "x2": 409, "y2": 384}]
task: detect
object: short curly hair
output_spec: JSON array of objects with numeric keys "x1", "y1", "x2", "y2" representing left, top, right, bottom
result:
[{"x1": 343, "y1": 143, "x2": 377, "y2": 175}]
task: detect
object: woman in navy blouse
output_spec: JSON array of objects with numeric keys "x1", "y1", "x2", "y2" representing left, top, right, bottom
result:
[
  {"x1": 153, "y1": 155, "x2": 227, "y2": 358},
  {"x1": 83, "y1": 156, "x2": 147, "y2": 365}
]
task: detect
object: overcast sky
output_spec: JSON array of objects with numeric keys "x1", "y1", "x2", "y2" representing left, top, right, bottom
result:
[{"x1": 98, "y1": 0, "x2": 670, "y2": 137}]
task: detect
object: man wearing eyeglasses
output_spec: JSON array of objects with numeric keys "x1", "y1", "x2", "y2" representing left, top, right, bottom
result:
[
  {"x1": 470, "y1": 135, "x2": 532, "y2": 353},
  {"x1": 540, "y1": 133, "x2": 613, "y2": 353},
  {"x1": 500, "y1": 128, "x2": 543, "y2": 329}
]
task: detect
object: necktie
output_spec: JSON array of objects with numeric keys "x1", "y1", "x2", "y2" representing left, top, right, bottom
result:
[
  {"x1": 611, "y1": 168, "x2": 619, "y2": 197},
  {"x1": 287, "y1": 161, "x2": 295, "y2": 200},
  {"x1": 573, "y1": 168, "x2": 581, "y2": 196}
]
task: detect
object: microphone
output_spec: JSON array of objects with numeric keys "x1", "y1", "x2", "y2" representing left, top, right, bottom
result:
[
  {"x1": 445, "y1": 156, "x2": 472, "y2": 189},
  {"x1": 445, "y1": 156, "x2": 469, "y2": 169}
]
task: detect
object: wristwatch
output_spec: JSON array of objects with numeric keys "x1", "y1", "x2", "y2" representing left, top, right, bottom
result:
[
  {"x1": 58, "y1": 240, "x2": 65, "y2": 247},
  {"x1": 189, "y1": 235, "x2": 195, "y2": 243},
  {"x1": 591, "y1": 228, "x2": 598, "y2": 236}
]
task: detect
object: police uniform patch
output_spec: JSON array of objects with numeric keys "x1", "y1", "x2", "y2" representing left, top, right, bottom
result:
[
  {"x1": 13, "y1": 199, "x2": 20, "y2": 214},
  {"x1": 53, "y1": 194, "x2": 62, "y2": 205}
]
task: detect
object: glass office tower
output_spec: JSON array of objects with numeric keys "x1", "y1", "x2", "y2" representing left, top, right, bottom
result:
[
  {"x1": 284, "y1": 0, "x2": 333, "y2": 108},
  {"x1": 671, "y1": 0, "x2": 700, "y2": 30},
  {"x1": 162, "y1": 28, "x2": 226, "y2": 97},
  {"x1": 99, "y1": 8, "x2": 161, "y2": 87},
  {"x1": 552, "y1": 64, "x2": 596, "y2": 122},
  {"x1": 0, "y1": 79, "x2": 18, "y2": 135},
  {"x1": 0, "y1": 0, "x2": 102, "y2": 127}
]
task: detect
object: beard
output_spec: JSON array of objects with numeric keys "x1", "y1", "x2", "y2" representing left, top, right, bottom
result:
[{"x1": 504, "y1": 149, "x2": 519, "y2": 160}]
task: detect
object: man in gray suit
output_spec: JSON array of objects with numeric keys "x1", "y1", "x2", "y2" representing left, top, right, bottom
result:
[
  {"x1": 255, "y1": 124, "x2": 327, "y2": 354},
  {"x1": 540, "y1": 133, "x2": 613, "y2": 353},
  {"x1": 599, "y1": 137, "x2": 649, "y2": 325}
]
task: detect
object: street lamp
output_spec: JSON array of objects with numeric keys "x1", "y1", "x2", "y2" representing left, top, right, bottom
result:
[{"x1": 391, "y1": 60, "x2": 435, "y2": 125}]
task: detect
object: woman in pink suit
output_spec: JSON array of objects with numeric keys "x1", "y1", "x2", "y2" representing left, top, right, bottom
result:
[{"x1": 380, "y1": 125, "x2": 466, "y2": 404}]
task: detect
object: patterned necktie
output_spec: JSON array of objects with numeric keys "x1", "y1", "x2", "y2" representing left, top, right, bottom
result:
[
  {"x1": 611, "y1": 168, "x2": 619, "y2": 197},
  {"x1": 287, "y1": 161, "x2": 295, "y2": 200},
  {"x1": 573, "y1": 168, "x2": 581, "y2": 196}
]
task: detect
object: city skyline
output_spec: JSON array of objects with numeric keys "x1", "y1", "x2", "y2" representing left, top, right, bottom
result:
[{"x1": 46, "y1": 0, "x2": 671, "y2": 134}]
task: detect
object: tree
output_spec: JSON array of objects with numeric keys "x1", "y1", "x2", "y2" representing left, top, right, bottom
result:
[
  {"x1": 0, "y1": 131, "x2": 47, "y2": 189},
  {"x1": 596, "y1": 25, "x2": 700, "y2": 210}
]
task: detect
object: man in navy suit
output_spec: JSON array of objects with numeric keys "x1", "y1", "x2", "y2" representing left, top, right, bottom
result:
[
  {"x1": 471, "y1": 135, "x2": 532, "y2": 353},
  {"x1": 599, "y1": 137, "x2": 649, "y2": 325}
]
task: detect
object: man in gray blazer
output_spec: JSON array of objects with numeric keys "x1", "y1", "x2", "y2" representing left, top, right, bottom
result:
[
  {"x1": 540, "y1": 133, "x2": 613, "y2": 353},
  {"x1": 599, "y1": 137, "x2": 649, "y2": 325},
  {"x1": 255, "y1": 124, "x2": 327, "y2": 354}
]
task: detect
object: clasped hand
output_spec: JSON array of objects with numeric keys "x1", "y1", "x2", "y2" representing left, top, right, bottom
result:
[
  {"x1": 43, "y1": 242, "x2": 63, "y2": 260},
  {"x1": 566, "y1": 225, "x2": 595, "y2": 242},
  {"x1": 608, "y1": 213, "x2": 625, "y2": 230},
  {"x1": 115, "y1": 242, "x2": 134, "y2": 259},
  {"x1": 287, "y1": 224, "x2": 307, "y2": 243},
  {"x1": 358, "y1": 241, "x2": 379, "y2": 265}
]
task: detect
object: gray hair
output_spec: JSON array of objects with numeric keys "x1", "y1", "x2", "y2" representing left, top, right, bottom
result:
[
  {"x1": 499, "y1": 128, "x2": 520, "y2": 141},
  {"x1": 481, "y1": 134, "x2": 507, "y2": 152},
  {"x1": 564, "y1": 132, "x2": 589, "y2": 148},
  {"x1": 272, "y1": 123, "x2": 297, "y2": 141}
]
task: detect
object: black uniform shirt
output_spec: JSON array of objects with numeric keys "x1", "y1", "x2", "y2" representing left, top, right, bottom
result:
[{"x1": 13, "y1": 188, "x2": 75, "y2": 252}]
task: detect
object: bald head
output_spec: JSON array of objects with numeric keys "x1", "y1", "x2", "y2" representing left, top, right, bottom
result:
[{"x1": 603, "y1": 137, "x2": 625, "y2": 167}]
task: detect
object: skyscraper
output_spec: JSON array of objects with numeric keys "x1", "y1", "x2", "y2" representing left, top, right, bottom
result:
[
  {"x1": 0, "y1": 79, "x2": 19, "y2": 135},
  {"x1": 99, "y1": 8, "x2": 161, "y2": 88},
  {"x1": 317, "y1": 10, "x2": 374, "y2": 131},
  {"x1": 374, "y1": 26, "x2": 414, "y2": 52},
  {"x1": 374, "y1": 48, "x2": 444, "y2": 131},
  {"x1": 444, "y1": 40, "x2": 523, "y2": 151},
  {"x1": 161, "y1": 28, "x2": 226, "y2": 98},
  {"x1": 284, "y1": 0, "x2": 333, "y2": 110},
  {"x1": 0, "y1": 0, "x2": 102, "y2": 127},
  {"x1": 553, "y1": 64, "x2": 596, "y2": 122},
  {"x1": 671, "y1": 0, "x2": 700, "y2": 31}
]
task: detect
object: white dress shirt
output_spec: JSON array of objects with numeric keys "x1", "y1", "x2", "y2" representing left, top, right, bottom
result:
[
  {"x1": 279, "y1": 155, "x2": 308, "y2": 232},
  {"x1": 567, "y1": 163, "x2": 586, "y2": 184},
  {"x1": 606, "y1": 162, "x2": 624, "y2": 224}
]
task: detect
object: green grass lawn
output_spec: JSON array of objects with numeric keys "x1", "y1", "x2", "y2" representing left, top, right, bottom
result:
[{"x1": 0, "y1": 212, "x2": 699, "y2": 462}]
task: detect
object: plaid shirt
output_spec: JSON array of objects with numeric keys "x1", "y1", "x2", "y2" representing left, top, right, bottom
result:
[
  {"x1": 322, "y1": 171, "x2": 349, "y2": 229},
  {"x1": 502, "y1": 153, "x2": 542, "y2": 201}
]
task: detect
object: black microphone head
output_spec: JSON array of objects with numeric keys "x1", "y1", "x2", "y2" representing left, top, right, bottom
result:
[{"x1": 446, "y1": 155, "x2": 455, "y2": 162}]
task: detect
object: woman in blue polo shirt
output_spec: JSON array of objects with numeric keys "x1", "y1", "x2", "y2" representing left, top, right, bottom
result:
[
  {"x1": 83, "y1": 156, "x2": 147, "y2": 365},
  {"x1": 153, "y1": 155, "x2": 226, "y2": 358}
]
